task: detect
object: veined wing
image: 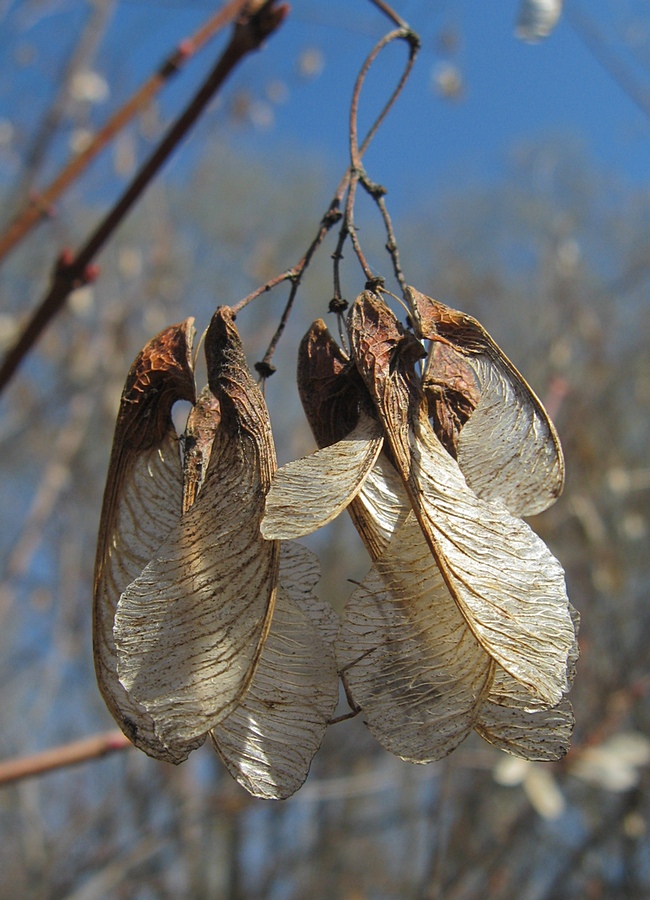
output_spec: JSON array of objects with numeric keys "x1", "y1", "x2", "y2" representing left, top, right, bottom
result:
[
  {"x1": 478, "y1": 667, "x2": 575, "y2": 761},
  {"x1": 211, "y1": 542, "x2": 338, "y2": 799},
  {"x1": 406, "y1": 286, "x2": 564, "y2": 516},
  {"x1": 261, "y1": 412, "x2": 384, "y2": 541},
  {"x1": 92, "y1": 320, "x2": 198, "y2": 763},
  {"x1": 338, "y1": 512, "x2": 495, "y2": 762},
  {"x1": 114, "y1": 308, "x2": 279, "y2": 752},
  {"x1": 350, "y1": 293, "x2": 574, "y2": 708}
]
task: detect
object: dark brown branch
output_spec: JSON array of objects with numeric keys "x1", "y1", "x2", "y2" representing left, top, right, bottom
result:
[
  {"x1": 0, "y1": 730, "x2": 132, "y2": 787},
  {"x1": 0, "y1": 0, "x2": 251, "y2": 265},
  {"x1": 0, "y1": 0, "x2": 289, "y2": 396}
]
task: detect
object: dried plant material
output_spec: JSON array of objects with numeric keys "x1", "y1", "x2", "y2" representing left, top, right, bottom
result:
[
  {"x1": 211, "y1": 543, "x2": 338, "y2": 799},
  {"x1": 114, "y1": 308, "x2": 279, "y2": 752},
  {"x1": 422, "y1": 339, "x2": 480, "y2": 457},
  {"x1": 181, "y1": 385, "x2": 221, "y2": 514},
  {"x1": 93, "y1": 320, "x2": 199, "y2": 762},
  {"x1": 350, "y1": 292, "x2": 574, "y2": 707},
  {"x1": 261, "y1": 412, "x2": 384, "y2": 541},
  {"x1": 338, "y1": 513, "x2": 495, "y2": 762},
  {"x1": 406, "y1": 286, "x2": 564, "y2": 517},
  {"x1": 292, "y1": 315, "x2": 575, "y2": 762}
]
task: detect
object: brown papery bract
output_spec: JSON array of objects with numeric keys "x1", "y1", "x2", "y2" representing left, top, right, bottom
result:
[
  {"x1": 405, "y1": 286, "x2": 565, "y2": 516},
  {"x1": 93, "y1": 319, "x2": 200, "y2": 763}
]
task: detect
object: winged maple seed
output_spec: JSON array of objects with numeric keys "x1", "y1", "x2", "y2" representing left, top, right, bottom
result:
[
  {"x1": 405, "y1": 285, "x2": 565, "y2": 516},
  {"x1": 95, "y1": 308, "x2": 338, "y2": 798},
  {"x1": 262, "y1": 291, "x2": 579, "y2": 763},
  {"x1": 93, "y1": 318, "x2": 199, "y2": 763}
]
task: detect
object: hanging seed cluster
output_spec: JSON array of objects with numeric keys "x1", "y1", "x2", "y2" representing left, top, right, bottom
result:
[{"x1": 94, "y1": 291, "x2": 578, "y2": 799}]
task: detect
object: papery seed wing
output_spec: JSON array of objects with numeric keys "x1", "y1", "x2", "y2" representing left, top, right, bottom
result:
[
  {"x1": 351, "y1": 455, "x2": 411, "y2": 558},
  {"x1": 297, "y1": 318, "x2": 363, "y2": 449},
  {"x1": 406, "y1": 287, "x2": 564, "y2": 516},
  {"x1": 350, "y1": 293, "x2": 574, "y2": 708},
  {"x1": 211, "y1": 544, "x2": 338, "y2": 799},
  {"x1": 93, "y1": 320, "x2": 197, "y2": 763},
  {"x1": 182, "y1": 385, "x2": 221, "y2": 513},
  {"x1": 477, "y1": 699, "x2": 574, "y2": 761},
  {"x1": 297, "y1": 318, "x2": 405, "y2": 556},
  {"x1": 478, "y1": 668, "x2": 574, "y2": 760},
  {"x1": 261, "y1": 412, "x2": 384, "y2": 540},
  {"x1": 337, "y1": 512, "x2": 495, "y2": 762},
  {"x1": 114, "y1": 308, "x2": 279, "y2": 751},
  {"x1": 276, "y1": 541, "x2": 339, "y2": 642},
  {"x1": 411, "y1": 414, "x2": 574, "y2": 707}
]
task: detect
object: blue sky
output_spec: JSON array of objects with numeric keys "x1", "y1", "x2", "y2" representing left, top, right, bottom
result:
[{"x1": 0, "y1": 1, "x2": 648, "y2": 227}]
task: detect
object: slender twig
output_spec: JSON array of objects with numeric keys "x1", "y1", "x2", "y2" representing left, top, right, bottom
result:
[
  {"x1": 243, "y1": 195, "x2": 346, "y2": 375},
  {"x1": 247, "y1": 23, "x2": 420, "y2": 373},
  {"x1": 360, "y1": 173, "x2": 406, "y2": 293},
  {"x1": 0, "y1": 730, "x2": 132, "y2": 787},
  {"x1": 0, "y1": 0, "x2": 250, "y2": 265},
  {"x1": 8, "y1": 0, "x2": 117, "y2": 212},
  {"x1": 0, "y1": 1, "x2": 288, "y2": 396},
  {"x1": 367, "y1": 0, "x2": 408, "y2": 29},
  {"x1": 565, "y1": 2, "x2": 650, "y2": 122},
  {"x1": 342, "y1": 26, "x2": 419, "y2": 283}
]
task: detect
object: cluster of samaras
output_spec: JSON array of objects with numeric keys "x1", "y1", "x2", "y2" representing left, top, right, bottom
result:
[{"x1": 93, "y1": 287, "x2": 578, "y2": 800}]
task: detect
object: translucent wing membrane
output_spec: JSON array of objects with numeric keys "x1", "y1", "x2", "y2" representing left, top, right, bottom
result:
[
  {"x1": 93, "y1": 320, "x2": 198, "y2": 763},
  {"x1": 406, "y1": 286, "x2": 564, "y2": 516},
  {"x1": 261, "y1": 413, "x2": 384, "y2": 540},
  {"x1": 411, "y1": 415, "x2": 574, "y2": 707},
  {"x1": 338, "y1": 513, "x2": 495, "y2": 762},
  {"x1": 211, "y1": 544, "x2": 338, "y2": 799},
  {"x1": 349, "y1": 293, "x2": 575, "y2": 708},
  {"x1": 114, "y1": 309, "x2": 279, "y2": 752},
  {"x1": 478, "y1": 665, "x2": 575, "y2": 760}
]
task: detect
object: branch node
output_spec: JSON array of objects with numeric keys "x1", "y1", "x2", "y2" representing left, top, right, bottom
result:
[
  {"x1": 365, "y1": 275, "x2": 385, "y2": 293},
  {"x1": 254, "y1": 360, "x2": 276, "y2": 379},
  {"x1": 328, "y1": 297, "x2": 348, "y2": 314}
]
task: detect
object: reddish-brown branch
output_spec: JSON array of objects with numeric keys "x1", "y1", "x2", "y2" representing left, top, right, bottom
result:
[
  {"x1": 0, "y1": 730, "x2": 133, "y2": 787},
  {"x1": 0, "y1": 0, "x2": 289, "y2": 396},
  {"x1": 0, "y1": 0, "x2": 251, "y2": 265}
]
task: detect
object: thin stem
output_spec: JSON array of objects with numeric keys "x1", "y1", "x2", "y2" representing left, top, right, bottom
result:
[
  {"x1": 360, "y1": 173, "x2": 406, "y2": 293},
  {"x1": 240, "y1": 18, "x2": 420, "y2": 369},
  {"x1": 343, "y1": 26, "x2": 418, "y2": 282},
  {"x1": 350, "y1": 27, "x2": 420, "y2": 170},
  {"x1": 0, "y1": 730, "x2": 132, "y2": 787},
  {"x1": 0, "y1": 0, "x2": 289, "y2": 396},
  {"x1": 0, "y1": 0, "x2": 250, "y2": 265},
  {"x1": 247, "y1": 197, "x2": 346, "y2": 374},
  {"x1": 344, "y1": 168, "x2": 373, "y2": 281},
  {"x1": 367, "y1": 0, "x2": 408, "y2": 29}
]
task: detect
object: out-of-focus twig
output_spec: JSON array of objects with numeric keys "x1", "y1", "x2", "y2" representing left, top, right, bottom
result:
[
  {"x1": 565, "y1": 2, "x2": 650, "y2": 122},
  {"x1": 0, "y1": 0, "x2": 289, "y2": 396},
  {"x1": 8, "y1": 0, "x2": 117, "y2": 211},
  {"x1": 0, "y1": 0, "x2": 250, "y2": 264},
  {"x1": 0, "y1": 730, "x2": 132, "y2": 787}
]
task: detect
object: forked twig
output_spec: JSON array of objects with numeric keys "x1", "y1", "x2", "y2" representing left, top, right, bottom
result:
[
  {"x1": 341, "y1": 25, "x2": 419, "y2": 289},
  {"x1": 248, "y1": 22, "x2": 420, "y2": 374},
  {"x1": 0, "y1": 0, "x2": 251, "y2": 265},
  {"x1": 0, "y1": 0, "x2": 289, "y2": 396}
]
